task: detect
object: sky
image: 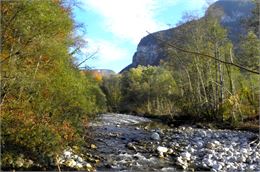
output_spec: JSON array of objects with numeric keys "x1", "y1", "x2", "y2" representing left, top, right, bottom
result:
[{"x1": 73, "y1": 0, "x2": 217, "y2": 73}]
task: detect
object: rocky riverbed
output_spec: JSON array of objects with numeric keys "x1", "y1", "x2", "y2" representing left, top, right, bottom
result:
[{"x1": 83, "y1": 113, "x2": 259, "y2": 171}]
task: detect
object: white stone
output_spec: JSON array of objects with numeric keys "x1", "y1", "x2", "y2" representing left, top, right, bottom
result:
[
  {"x1": 213, "y1": 133, "x2": 220, "y2": 138},
  {"x1": 202, "y1": 162, "x2": 208, "y2": 168},
  {"x1": 167, "y1": 148, "x2": 174, "y2": 154},
  {"x1": 66, "y1": 159, "x2": 76, "y2": 167},
  {"x1": 86, "y1": 163, "x2": 92, "y2": 169},
  {"x1": 161, "y1": 167, "x2": 176, "y2": 172},
  {"x1": 213, "y1": 163, "x2": 222, "y2": 171},
  {"x1": 249, "y1": 164, "x2": 256, "y2": 170},
  {"x1": 206, "y1": 154, "x2": 213, "y2": 159},
  {"x1": 15, "y1": 159, "x2": 24, "y2": 168},
  {"x1": 151, "y1": 132, "x2": 160, "y2": 140},
  {"x1": 206, "y1": 149, "x2": 215, "y2": 154},
  {"x1": 75, "y1": 163, "x2": 83, "y2": 169},
  {"x1": 237, "y1": 164, "x2": 245, "y2": 171},
  {"x1": 240, "y1": 148, "x2": 248, "y2": 154},
  {"x1": 176, "y1": 143, "x2": 180, "y2": 148},
  {"x1": 222, "y1": 147, "x2": 230, "y2": 152},
  {"x1": 201, "y1": 130, "x2": 207, "y2": 137},
  {"x1": 197, "y1": 141, "x2": 204, "y2": 148},
  {"x1": 188, "y1": 147, "x2": 195, "y2": 153},
  {"x1": 203, "y1": 158, "x2": 214, "y2": 167},
  {"x1": 72, "y1": 154, "x2": 79, "y2": 159},
  {"x1": 238, "y1": 155, "x2": 246, "y2": 163},
  {"x1": 177, "y1": 156, "x2": 184, "y2": 163},
  {"x1": 181, "y1": 152, "x2": 191, "y2": 161},
  {"x1": 64, "y1": 151, "x2": 72, "y2": 158},
  {"x1": 177, "y1": 157, "x2": 189, "y2": 169},
  {"x1": 227, "y1": 150, "x2": 234, "y2": 157},
  {"x1": 28, "y1": 160, "x2": 34, "y2": 165},
  {"x1": 213, "y1": 140, "x2": 221, "y2": 146},
  {"x1": 157, "y1": 146, "x2": 168, "y2": 153},
  {"x1": 77, "y1": 156, "x2": 83, "y2": 163}
]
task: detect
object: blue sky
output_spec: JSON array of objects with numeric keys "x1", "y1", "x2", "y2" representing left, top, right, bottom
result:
[{"x1": 73, "y1": 0, "x2": 217, "y2": 73}]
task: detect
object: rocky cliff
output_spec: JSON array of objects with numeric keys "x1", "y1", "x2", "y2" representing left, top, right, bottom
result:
[{"x1": 120, "y1": 0, "x2": 254, "y2": 73}]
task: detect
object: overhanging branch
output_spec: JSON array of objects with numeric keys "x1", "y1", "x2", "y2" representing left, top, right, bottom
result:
[
  {"x1": 146, "y1": 31, "x2": 260, "y2": 75},
  {"x1": 76, "y1": 50, "x2": 98, "y2": 67}
]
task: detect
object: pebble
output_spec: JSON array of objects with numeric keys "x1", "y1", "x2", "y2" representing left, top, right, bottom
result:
[
  {"x1": 172, "y1": 126, "x2": 259, "y2": 171},
  {"x1": 86, "y1": 163, "x2": 93, "y2": 169},
  {"x1": 66, "y1": 159, "x2": 76, "y2": 167},
  {"x1": 161, "y1": 167, "x2": 176, "y2": 171},
  {"x1": 157, "y1": 146, "x2": 168, "y2": 153},
  {"x1": 206, "y1": 142, "x2": 215, "y2": 149},
  {"x1": 151, "y1": 132, "x2": 160, "y2": 140},
  {"x1": 15, "y1": 158, "x2": 24, "y2": 168},
  {"x1": 177, "y1": 156, "x2": 189, "y2": 169},
  {"x1": 75, "y1": 163, "x2": 83, "y2": 168},
  {"x1": 201, "y1": 130, "x2": 207, "y2": 137},
  {"x1": 127, "y1": 143, "x2": 136, "y2": 150},
  {"x1": 212, "y1": 163, "x2": 222, "y2": 171},
  {"x1": 89, "y1": 115, "x2": 260, "y2": 171},
  {"x1": 167, "y1": 148, "x2": 174, "y2": 154},
  {"x1": 157, "y1": 146, "x2": 168, "y2": 157},
  {"x1": 91, "y1": 144, "x2": 97, "y2": 149},
  {"x1": 196, "y1": 141, "x2": 204, "y2": 148},
  {"x1": 181, "y1": 152, "x2": 191, "y2": 161},
  {"x1": 64, "y1": 150, "x2": 72, "y2": 158}
]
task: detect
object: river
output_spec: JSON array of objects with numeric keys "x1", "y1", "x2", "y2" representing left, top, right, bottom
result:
[{"x1": 83, "y1": 113, "x2": 259, "y2": 171}]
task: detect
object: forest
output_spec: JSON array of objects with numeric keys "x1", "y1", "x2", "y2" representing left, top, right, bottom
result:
[
  {"x1": 102, "y1": 1, "x2": 259, "y2": 127},
  {"x1": 1, "y1": 0, "x2": 106, "y2": 170},
  {"x1": 0, "y1": 0, "x2": 259, "y2": 171}
]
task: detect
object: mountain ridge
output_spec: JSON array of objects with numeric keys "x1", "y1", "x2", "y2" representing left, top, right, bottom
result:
[{"x1": 120, "y1": 0, "x2": 254, "y2": 73}]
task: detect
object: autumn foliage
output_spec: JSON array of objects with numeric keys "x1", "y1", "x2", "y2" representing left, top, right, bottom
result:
[{"x1": 1, "y1": 0, "x2": 105, "y2": 169}]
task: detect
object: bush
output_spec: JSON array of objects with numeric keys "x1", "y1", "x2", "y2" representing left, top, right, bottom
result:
[{"x1": 0, "y1": 0, "x2": 106, "y2": 169}]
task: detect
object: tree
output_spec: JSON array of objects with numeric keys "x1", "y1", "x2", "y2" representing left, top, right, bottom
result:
[
  {"x1": 120, "y1": 66, "x2": 177, "y2": 115},
  {"x1": 245, "y1": 0, "x2": 260, "y2": 37},
  {"x1": 101, "y1": 75, "x2": 122, "y2": 112},
  {"x1": 161, "y1": 12, "x2": 244, "y2": 122},
  {"x1": 238, "y1": 31, "x2": 260, "y2": 70},
  {"x1": 1, "y1": 0, "x2": 105, "y2": 169}
]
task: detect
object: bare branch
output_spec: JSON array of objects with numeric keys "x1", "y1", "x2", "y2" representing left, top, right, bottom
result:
[
  {"x1": 147, "y1": 31, "x2": 260, "y2": 75},
  {"x1": 76, "y1": 50, "x2": 98, "y2": 67}
]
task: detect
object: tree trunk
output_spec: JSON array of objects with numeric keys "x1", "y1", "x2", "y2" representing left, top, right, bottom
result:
[{"x1": 195, "y1": 57, "x2": 208, "y2": 103}]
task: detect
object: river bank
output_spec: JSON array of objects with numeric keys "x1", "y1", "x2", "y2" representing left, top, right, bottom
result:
[
  {"x1": 82, "y1": 113, "x2": 259, "y2": 171},
  {"x1": 138, "y1": 112, "x2": 260, "y2": 134}
]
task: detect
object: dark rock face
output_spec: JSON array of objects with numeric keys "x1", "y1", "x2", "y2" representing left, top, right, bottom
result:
[
  {"x1": 207, "y1": 0, "x2": 254, "y2": 42},
  {"x1": 120, "y1": 28, "x2": 175, "y2": 73},
  {"x1": 131, "y1": 29, "x2": 174, "y2": 66},
  {"x1": 120, "y1": 0, "x2": 254, "y2": 73}
]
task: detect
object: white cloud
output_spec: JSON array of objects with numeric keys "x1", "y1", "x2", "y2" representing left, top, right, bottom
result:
[
  {"x1": 83, "y1": 0, "x2": 178, "y2": 44},
  {"x1": 80, "y1": 38, "x2": 129, "y2": 68},
  {"x1": 78, "y1": 0, "x2": 217, "y2": 72}
]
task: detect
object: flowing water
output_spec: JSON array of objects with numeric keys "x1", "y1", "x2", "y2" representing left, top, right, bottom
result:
[
  {"x1": 86, "y1": 113, "x2": 177, "y2": 171},
  {"x1": 85, "y1": 113, "x2": 259, "y2": 171}
]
